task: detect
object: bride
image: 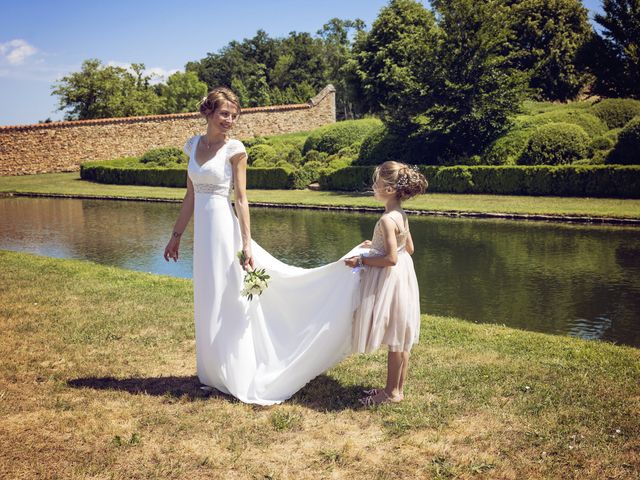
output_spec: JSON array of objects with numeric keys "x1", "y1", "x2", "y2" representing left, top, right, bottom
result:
[{"x1": 164, "y1": 87, "x2": 365, "y2": 405}]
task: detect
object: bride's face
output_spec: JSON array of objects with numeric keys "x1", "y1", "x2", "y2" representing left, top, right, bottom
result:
[{"x1": 208, "y1": 100, "x2": 239, "y2": 134}]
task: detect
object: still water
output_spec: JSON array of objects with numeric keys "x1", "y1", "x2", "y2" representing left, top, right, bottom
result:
[{"x1": 1, "y1": 196, "x2": 639, "y2": 347}]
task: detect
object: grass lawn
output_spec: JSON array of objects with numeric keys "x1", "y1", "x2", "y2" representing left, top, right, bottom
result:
[
  {"x1": 1, "y1": 172, "x2": 640, "y2": 220},
  {"x1": 0, "y1": 250, "x2": 638, "y2": 479}
]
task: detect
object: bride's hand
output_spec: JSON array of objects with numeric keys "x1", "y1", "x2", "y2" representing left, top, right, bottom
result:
[
  {"x1": 164, "y1": 236, "x2": 180, "y2": 262},
  {"x1": 360, "y1": 240, "x2": 372, "y2": 248},
  {"x1": 241, "y1": 246, "x2": 254, "y2": 271}
]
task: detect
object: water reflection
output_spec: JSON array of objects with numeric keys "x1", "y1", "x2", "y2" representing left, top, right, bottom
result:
[{"x1": 1, "y1": 196, "x2": 639, "y2": 348}]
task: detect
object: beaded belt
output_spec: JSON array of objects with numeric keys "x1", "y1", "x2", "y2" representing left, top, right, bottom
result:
[{"x1": 193, "y1": 183, "x2": 230, "y2": 197}]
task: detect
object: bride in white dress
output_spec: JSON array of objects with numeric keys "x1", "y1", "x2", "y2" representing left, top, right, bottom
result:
[{"x1": 164, "y1": 88, "x2": 366, "y2": 405}]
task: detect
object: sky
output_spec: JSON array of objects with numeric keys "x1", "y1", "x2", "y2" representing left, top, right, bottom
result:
[{"x1": 0, "y1": 0, "x2": 604, "y2": 127}]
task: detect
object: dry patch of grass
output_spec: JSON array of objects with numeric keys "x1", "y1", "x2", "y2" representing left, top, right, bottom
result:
[{"x1": 1, "y1": 250, "x2": 638, "y2": 479}]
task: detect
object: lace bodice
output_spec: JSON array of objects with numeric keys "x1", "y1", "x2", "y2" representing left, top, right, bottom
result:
[
  {"x1": 370, "y1": 210, "x2": 409, "y2": 254},
  {"x1": 185, "y1": 135, "x2": 247, "y2": 197}
]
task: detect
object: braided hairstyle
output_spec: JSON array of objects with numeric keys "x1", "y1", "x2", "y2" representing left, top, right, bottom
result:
[
  {"x1": 373, "y1": 161, "x2": 428, "y2": 201},
  {"x1": 199, "y1": 87, "x2": 241, "y2": 120}
]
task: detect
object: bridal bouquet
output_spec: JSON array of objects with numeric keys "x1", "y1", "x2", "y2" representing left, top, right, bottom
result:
[{"x1": 237, "y1": 251, "x2": 270, "y2": 301}]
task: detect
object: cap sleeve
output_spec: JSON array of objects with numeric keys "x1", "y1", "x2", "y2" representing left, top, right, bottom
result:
[
  {"x1": 183, "y1": 135, "x2": 197, "y2": 156},
  {"x1": 227, "y1": 139, "x2": 247, "y2": 159}
]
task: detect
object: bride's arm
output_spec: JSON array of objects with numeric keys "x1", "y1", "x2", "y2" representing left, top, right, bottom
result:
[
  {"x1": 164, "y1": 177, "x2": 194, "y2": 262},
  {"x1": 231, "y1": 151, "x2": 254, "y2": 270}
]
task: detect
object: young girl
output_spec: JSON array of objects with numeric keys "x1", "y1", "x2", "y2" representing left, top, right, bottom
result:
[{"x1": 344, "y1": 161, "x2": 428, "y2": 406}]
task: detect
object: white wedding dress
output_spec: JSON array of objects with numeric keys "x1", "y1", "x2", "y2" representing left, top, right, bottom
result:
[{"x1": 185, "y1": 136, "x2": 366, "y2": 405}]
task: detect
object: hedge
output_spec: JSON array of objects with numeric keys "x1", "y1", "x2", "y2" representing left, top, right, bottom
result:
[
  {"x1": 80, "y1": 162, "x2": 312, "y2": 190},
  {"x1": 303, "y1": 118, "x2": 382, "y2": 155},
  {"x1": 319, "y1": 165, "x2": 640, "y2": 198},
  {"x1": 80, "y1": 164, "x2": 187, "y2": 187}
]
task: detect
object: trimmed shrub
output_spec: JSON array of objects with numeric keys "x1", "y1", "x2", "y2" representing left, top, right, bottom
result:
[
  {"x1": 483, "y1": 128, "x2": 535, "y2": 165},
  {"x1": 319, "y1": 166, "x2": 376, "y2": 191},
  {"x1": 591, "y1": 98, "x2": 640, "y2": 129},
  {"x1": 81, "y1": 163, "x2": 187, "y2": 187},
  {"x1": 589, "y1": 135, "x2": 616, "y2": 154},
  {"x1": 606, "y1": 116, "x2": 640, "y2": 165},
  {"x1": 355, "y1": 125, "x2": 423, "y2": 165},
  {"x1": 516, "y1": 110, "x2": 607, "y2": 137},
  {"x1": 246, "y1": 166, "x2": 296, "y2": 189},
  {"x1": 247, "y1": 144, "x2": 277, "y2": 166},
  {"x1": 243, "y1": 136, "x2": 267, "y2": 148},
  {"x1": 303, "y1": 149, "x2": 329, "y2": 165},
  {"x1": 140, "y1": 147, "x2": 188, "y2": 166},
  {"x1": 433, "y1": 167, "x2": 475, "y2": 193},
  {"x1": 605, "y1": 128, "x2": 622, "y2": 142},
  {"x1": 280, "y1": 146, "x2": 303, "y2": 166},
  {"x1": 303, "y1": 118, "x2": 382, "y2": 155},
  {"x1": 518, "y1": 123, "x2": 590, "y2": 166},
  {"x1": 318, "y1": 165, "x2": 640, "y2": 197}
]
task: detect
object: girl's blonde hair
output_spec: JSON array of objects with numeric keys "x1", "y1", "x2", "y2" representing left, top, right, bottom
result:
[
  {"x1": 199, "y1": 87, "x2": 241, "y2": 119},
  {"x1": 373, "y1": 161, "x2": 428, "y2": 201}
]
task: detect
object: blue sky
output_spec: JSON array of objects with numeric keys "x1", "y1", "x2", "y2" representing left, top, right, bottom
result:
[{"x1": 0, "y1": 0, "x2": 604, "y2": 126}]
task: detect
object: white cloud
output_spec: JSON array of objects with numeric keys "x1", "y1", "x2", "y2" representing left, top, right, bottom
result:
[
  {"x1": 0, "y1": 39, "x2": 37, "y2": 65},
  {"x1": 107, "y1": 60, "x2": 180, "y2": 84}
]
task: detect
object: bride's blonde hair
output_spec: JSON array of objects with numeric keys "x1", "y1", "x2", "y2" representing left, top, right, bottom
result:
[
  {"x1": 199, "y1": 87, "x2": 241, "y2": 119},
  {"x1": 373, "y1": 161, "x2": 428, "y2": 201}
]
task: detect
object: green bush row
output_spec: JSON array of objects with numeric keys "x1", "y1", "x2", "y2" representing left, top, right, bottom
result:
[
  {"x1": 319, "y1": 165, "x2": 640, "y2": 198},
  {"x1": 80, "y1": 163, "x2": 187, "y2": 187},
  {"x1": 80, "y1": 162, "x2": 311, "y2": 189}
]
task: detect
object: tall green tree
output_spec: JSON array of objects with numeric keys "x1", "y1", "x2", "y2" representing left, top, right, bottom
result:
[
  {"x1": 186, "y1": 29, "x2": 332, "y2": 107},
  {"x1": 589, "y1": 0, "x2": 640, "y2": 97},
  {"x1": 424, "y1": 0, "x2": 528, "y2": 159},
  {"x1": 156, "y1": 71, "x2": 208, "y2": 114},
  {"x1": 52, "y1": 59, "x2": 163, "y2": 120},
  {"x1": 351, "y1": 0, "x2": 438, "y2": 130},
  {"x1": 352, "y1": 0, "x2": 527, "y2": 162},
  {"x1": 504, "y1": 0, "x2": 592, "y2": 100},
  {"x1": 317, "y1": 18, "x2": 366, "y2": 119}
]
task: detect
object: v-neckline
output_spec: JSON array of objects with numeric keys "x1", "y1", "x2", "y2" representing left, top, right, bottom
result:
[{"x1": 193, "y1": 135, "x2": 227, "y2": 169}]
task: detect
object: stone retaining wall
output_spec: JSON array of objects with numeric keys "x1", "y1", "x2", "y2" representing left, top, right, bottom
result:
[{"x1": 0, "y1": 85, "x2": 335, "y2": 176}]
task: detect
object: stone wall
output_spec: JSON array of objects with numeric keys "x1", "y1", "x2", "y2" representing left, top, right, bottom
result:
[{"x1": 0, "y1": 85, "x2": 335, "y2": 176}]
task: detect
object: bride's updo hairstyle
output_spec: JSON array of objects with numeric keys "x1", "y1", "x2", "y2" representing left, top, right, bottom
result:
[
  {"x1": 199, "y1": 87, "x2": 241, "y2": 120},
  {"x1": 373, "y1": 161, "x2": 428, "y2": 201}
]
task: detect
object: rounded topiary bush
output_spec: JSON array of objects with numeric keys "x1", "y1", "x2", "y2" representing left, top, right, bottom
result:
[
  {"x1": 140, "y1": 147, "x2": 187, "y2": 166},
  {"x1": 302, "y1": 149, "x2": 329, "y2": 165},
  {"x1": 272, "y1": 143, "x2": 303, "y2": 166},
  {"x1": 588, "y1": 135, "x2": 616, "y2": 157},
  {"x1": 591, "y1": 99, "x2": 640, "y2": 129},
  {"x1": 517, "y1": 110, "x2": 608, "y2": 138},
  {"x1": 302, "y1": 118, "x2": 382, "y2": 155},
  {"x1": 606, "y1": 116, "x2": 640, "y2": 165},
  {"x1": 518, "y1": 123, "x2": 590, "y2": 166},
  {"x1": 247, "y1": 144, "x2": 277, "y2": 166},
  {"x1": 483, "y1": 128, "x2": 535, "y2": 165},
  {"x1": 355, "y1": 125, "x2": 422, "y2": 165}
]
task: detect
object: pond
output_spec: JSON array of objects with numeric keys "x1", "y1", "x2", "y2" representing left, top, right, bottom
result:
[{"x1": 1, "y1": 196, "x2": 639, "y2": 348}]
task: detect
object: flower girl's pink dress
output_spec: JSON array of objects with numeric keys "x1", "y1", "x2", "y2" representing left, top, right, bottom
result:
[{"x1": 352, "y1": 210, "x2": 421, "y2": 353}]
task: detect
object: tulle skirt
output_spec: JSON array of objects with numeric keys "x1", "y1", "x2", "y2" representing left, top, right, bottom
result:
[{"x1": 352, "y1": 249, "x2": 421, "y2": 353}]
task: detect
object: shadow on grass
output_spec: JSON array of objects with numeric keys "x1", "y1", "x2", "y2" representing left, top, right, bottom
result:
[{"x1": 67, "y1": 374, "x2": 370, "y2": 411}]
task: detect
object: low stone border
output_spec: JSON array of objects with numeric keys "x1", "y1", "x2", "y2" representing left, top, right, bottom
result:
[{"x1": 3, "y1": 191, "x2": 640, "y2": 226}]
